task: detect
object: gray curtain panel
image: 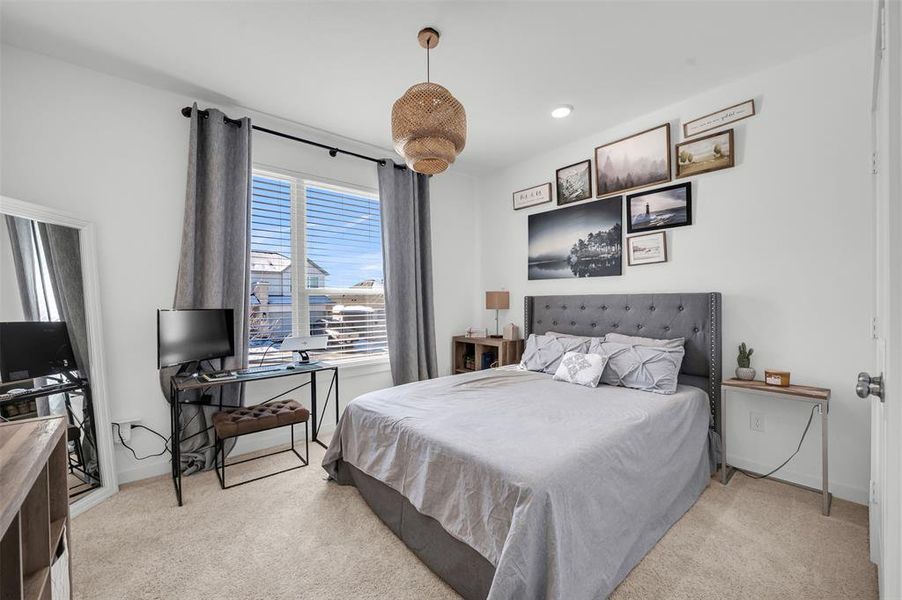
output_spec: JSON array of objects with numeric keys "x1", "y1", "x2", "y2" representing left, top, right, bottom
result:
[
  {"x1": 37, "y1": 223, "x2": 90, "y2": 377},
  {"x1": 376, "y1": 160, "x2": 438, "y2": 384},
  {"x1": 159, "y1": 104, "x2": 252, "y2": 474},
  {"x1": 37, "y1": 222, "x2": 99, "y2": 477},
  {"x1": 4, "y1": 215, "x2": 41, "y2": 320}
]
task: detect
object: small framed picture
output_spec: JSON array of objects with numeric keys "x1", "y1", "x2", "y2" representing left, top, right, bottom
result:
[
  {"x1": 555, "y1": 159, "x2": 592, "y2": 205},
  {"x1": 626, "y1": 182, "x2": 692, "y2": 234},
  {"x1": 676, "y1": 129, "x2": 735, "y2": 178},
  {"x1": 513, "y1": 183, "x2": 552, "y2": 210},
  {"x1": 627, "y1": 232, "x2": 667, "y2": 266},
  {"x1": 683, "y1": 99, "x2": 755, "y2": 138}
]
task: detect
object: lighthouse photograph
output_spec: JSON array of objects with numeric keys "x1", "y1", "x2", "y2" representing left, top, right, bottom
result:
[{"x1": 626, "y1": 182, "x2": 692, "y2": 234}]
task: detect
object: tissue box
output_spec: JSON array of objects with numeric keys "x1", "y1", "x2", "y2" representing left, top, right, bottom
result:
[{"x1": 764, "y1": 370, "x2": 791, "y2": 387}]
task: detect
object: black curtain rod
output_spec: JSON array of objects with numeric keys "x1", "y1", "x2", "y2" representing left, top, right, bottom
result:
[{"x1": 180, "y1": 106, "x2": 401, "y2": 168}]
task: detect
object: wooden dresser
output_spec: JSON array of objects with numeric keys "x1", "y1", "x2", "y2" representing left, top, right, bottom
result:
[{"x1": 0, "y1": 416, "x2": 71, "y2": 600}]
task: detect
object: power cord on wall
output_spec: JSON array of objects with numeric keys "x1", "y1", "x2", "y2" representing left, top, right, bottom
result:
[
  {"x1": 114, "y1": 422, "x2": 172, "y2": 461},
  {"x1": 733, "y1": 403, "x2": 818, "y2": 480}
]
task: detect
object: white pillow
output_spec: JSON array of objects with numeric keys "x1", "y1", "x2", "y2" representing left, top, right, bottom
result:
[{"x1": 552, "y1": 351, "x2": 608, "y2": 388}]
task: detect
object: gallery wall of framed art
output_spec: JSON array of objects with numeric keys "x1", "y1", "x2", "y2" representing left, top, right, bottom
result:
[{"x1": 512, "y1": 99, "x2": 752, "y2": 280}]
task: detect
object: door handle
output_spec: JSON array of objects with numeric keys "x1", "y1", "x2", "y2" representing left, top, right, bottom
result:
[{"x1": 857, "y1": 372, "x2": 885, "y2": 401}]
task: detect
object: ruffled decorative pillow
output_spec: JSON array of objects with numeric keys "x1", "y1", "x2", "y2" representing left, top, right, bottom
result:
[
  {"x1": 552, "y1": 351, "x2": 608, "y2": 387},
  {"x1": 590, "y1": 340, "x2": 685, "y2": 394},
  {"x1": 520, "y1": 334, "x2": 591, "y2": 374}
]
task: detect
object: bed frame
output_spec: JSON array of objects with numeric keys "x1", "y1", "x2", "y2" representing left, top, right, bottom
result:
[
  {"x1": 338, "y1": 292, "x2": 723, "y2": 600},
  {"x1": 525, "y1": 292, "x2": 723, "y2": 435}
]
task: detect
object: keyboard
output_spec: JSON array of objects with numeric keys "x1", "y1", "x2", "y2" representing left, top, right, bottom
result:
[{"x1": 236, "y1": 364, "x2": 287, "y2": 376}]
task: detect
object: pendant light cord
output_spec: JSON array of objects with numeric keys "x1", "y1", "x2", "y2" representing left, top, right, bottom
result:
[{"x1": 426, "y1": 41, "x2": 431, "y2": 83}]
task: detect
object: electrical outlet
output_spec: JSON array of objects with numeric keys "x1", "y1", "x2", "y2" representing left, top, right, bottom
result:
[
  {"x1": 749, "y1": 411, "x2": 765, "y2": 433},
  {"x1": 112, "y1": 418, "x2": 141, "y2": 444}
]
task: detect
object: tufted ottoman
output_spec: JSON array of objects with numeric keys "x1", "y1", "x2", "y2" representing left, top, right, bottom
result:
[{"x1": 211, "y1": 399, "x2": 309, "y2": 489}]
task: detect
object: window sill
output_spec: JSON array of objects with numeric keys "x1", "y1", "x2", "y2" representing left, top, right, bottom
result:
[{"x1": 333, "y1": 357, "x2": 391, "y2": 378}]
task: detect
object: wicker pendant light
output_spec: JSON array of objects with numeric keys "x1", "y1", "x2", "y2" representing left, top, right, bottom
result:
[{"x1": 391, "y1": 27, "x2": 467, "y2": 175}]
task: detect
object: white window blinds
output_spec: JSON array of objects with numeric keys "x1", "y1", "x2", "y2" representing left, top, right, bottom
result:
[{"x1": 248, "y1": 172, "x2": 387, "y2": 366}]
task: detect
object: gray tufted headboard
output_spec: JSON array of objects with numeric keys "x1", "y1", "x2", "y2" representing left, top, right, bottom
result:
[{"x1": 524, "y1": 292, "x2": 722, "y2": 434}]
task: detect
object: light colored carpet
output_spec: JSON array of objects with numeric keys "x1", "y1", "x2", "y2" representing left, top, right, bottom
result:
[{"x1": 73, "y1": 444, "x2": 877, "y2": 599}]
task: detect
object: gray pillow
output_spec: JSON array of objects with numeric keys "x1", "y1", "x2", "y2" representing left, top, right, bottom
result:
[
  {"x1": 545, "y1": 331, "x2": 602, "y2": 344},
  {"x1": 520, "y1": 334, "x2": 591, "y2": 374},
  {"x1": 593, "y1": 340, "x2": 685, "y2": 394},
  {"x1": 603, "y1": 332, "x2": 685, "y2": 349}
]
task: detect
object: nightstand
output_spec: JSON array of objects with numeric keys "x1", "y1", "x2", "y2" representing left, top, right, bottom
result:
[
  {"x1": 720, "y1": 378, "x2": 832, "y2": 515},
  {"x1": 452, "y1": 336, "x2": 523, "y2": 374}
]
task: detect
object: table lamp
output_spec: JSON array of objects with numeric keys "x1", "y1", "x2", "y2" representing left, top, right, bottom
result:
[{"x1": 485, "y1": 291, "x2": 509, "y2": 338}]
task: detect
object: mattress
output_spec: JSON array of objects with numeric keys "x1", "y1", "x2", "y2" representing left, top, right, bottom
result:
[{"x1": 323, "y1": 367, "x2": 711, "y2": 599}]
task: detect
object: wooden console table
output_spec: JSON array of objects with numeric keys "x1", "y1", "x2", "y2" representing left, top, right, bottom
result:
[
  {"x1": 0, "y1": 416, "x2": 72, "y2": 599},
  {"x1": 452, "y1": 336, "x2": 523, "y2": 374},
  {"x1": 720, "y1": 378, "x2": 831, "y2": 516}
]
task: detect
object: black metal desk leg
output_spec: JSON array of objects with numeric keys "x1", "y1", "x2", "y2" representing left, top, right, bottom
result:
[
  {"x1": 311, "y1": 371, "x2": 321, "y2": 447},
  {"x1": 173, "y1": 383, "x2": 183, "y2": 507},
  {"x1": 334, "y1": 368, "x2": 339, "y2": 425}
]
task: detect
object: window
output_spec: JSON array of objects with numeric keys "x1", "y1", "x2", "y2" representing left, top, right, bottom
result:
[{"x1": 248, "y1": 171, "x2": 387, "y2": 366}]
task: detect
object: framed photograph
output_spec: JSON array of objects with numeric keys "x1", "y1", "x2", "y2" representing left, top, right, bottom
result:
[
  {"x1": 683, "y1": 99, "x2": 755, "y2": 138},
  {"x1": 626, "y1": 182, "x2": 692, "y2": 234},
  {"x1": 595, "y1": 124, "x2": 671, "y2": 198},
  {"x1": 555, "y1": 159, "x2": 592, "y2": 205},
  {"x1": 528, "y1": 196, "x2": 622, "y2": 280},
  {"x1": 627, "y1": 232, "x2": 667, "y2": 266},
  {"x1": 513, "y1": 183, "x2": 552, "y2": 210},
  {"x1": 676, "y1": 129, "x2": 734, "y2": 178}
]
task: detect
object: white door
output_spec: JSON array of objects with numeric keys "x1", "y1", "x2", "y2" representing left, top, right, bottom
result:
[{"x1": 868, "y1": 0, "x2": 901, "y2": 597}]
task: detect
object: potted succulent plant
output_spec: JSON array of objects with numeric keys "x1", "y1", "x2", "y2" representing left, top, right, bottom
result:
[{"x1": 736, "y1": 342, "x2": 756, "y2": 380}]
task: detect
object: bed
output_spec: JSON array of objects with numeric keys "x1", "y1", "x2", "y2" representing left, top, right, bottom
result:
[{"x1": 323, "y1": 292, "x2": 722, "y2": 599}]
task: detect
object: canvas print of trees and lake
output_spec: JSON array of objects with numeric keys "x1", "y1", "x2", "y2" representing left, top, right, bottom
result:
[
  {"x1": 595, "y1": 124, "x2": 671, "y2": 197},
  {"x1": 528, "y1": 196, "x2": 623, "y2": 280}
]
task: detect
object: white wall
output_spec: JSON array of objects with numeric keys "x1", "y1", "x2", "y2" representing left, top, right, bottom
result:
[
  {"x1": 474, "y1": 36, "x2": 874, "y2": 503},
  {"x1": 0, "y1": 44, "x2": 478, "y2": 483}
]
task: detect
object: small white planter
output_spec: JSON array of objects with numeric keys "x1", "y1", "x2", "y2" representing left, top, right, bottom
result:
[{"x1": 735, "y1": 367, "x2": 756, "y2": 381}]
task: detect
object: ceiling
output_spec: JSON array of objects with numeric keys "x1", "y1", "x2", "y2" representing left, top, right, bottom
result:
[{"x1": 0, "y1": 1, "x2": 872, "y2": 174}]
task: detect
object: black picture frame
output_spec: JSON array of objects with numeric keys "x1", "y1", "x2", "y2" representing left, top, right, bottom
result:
[
  {"x1": 626, "y1": 182, "x2": 692, "y2": 234},
  {"x1": 555, "y1": 159, "x2": 593, "y2": 205}
]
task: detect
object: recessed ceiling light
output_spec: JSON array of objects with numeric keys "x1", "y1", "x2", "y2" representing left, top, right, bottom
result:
[{"x1": 551, "y1": 105, "x2": 573, "y2": 119}]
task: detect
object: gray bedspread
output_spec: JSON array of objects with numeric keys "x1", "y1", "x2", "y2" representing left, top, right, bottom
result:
[{"x1": 322, "y1": 367, "x2": 711, "y2": 599}]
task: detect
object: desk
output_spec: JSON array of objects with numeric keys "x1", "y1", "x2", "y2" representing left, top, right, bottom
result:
[
  {"x1": 168, "y1": 362, "x2": 338, "y2": 506},
  {"x1": 720, "y1": 378, "x2": 831, "y2": 516}
]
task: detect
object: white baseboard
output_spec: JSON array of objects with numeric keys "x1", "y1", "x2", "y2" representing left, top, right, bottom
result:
[
  {"x1": 116, "y1": 426, "x2": 324, "y2": 485},
  {"x1": 727, "y1": 453, "x2": 868, "y2": 505}
]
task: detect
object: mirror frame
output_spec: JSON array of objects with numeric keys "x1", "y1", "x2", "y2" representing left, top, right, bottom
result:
[{"x1": 0, "y1": 195, "x2": 119, "y2": 514}]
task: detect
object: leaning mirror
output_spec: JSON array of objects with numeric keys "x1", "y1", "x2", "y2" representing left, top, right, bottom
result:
[{"x1": 0, "y1": 196, "x2": 117, "y2": 512}]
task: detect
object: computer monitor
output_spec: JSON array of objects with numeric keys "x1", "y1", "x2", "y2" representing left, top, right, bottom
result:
[
  {"x1": 157, "y1": 309, "x2": 235, "y2": 369},
  {"x1": 0, "y1": 321, "x2": 79, "y2": 384}
]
